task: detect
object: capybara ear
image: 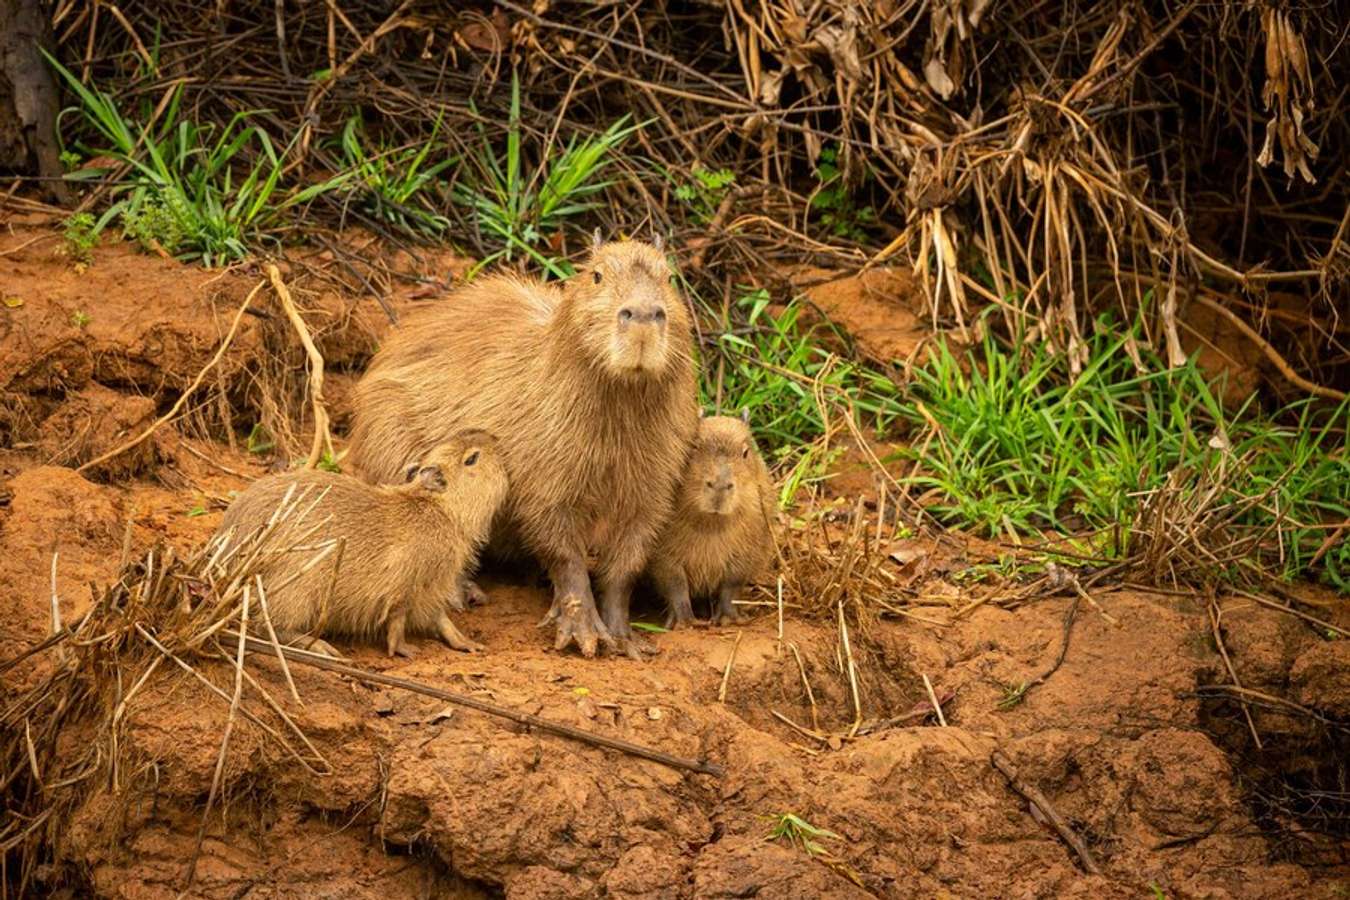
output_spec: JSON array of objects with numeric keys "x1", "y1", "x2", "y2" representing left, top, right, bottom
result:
[
  {"x1": 592, "y1": 227, "x2": 603, "y2": 251},
  {"x1": 404, "y1": 463, "x2": 420, "y2": 483},
  {"x1": 417, "y1": 465, "x2": 448, "y2": 492},
  {"x1": 652, "y1": 232, "x2": 664, "y2": 253},
  {"x1": 740, "y1": 407, "x2": 751, "y2": 425}
]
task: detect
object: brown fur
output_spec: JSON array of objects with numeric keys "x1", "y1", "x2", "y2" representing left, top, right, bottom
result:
[
  {"x1": 347, "y1": 240, "x2": 699, "y2": 657},
  {"x1": 648, "y1": 415, "x2": 775, "y2": 627},
  {"x1": 212, "y1": 432, "x2": 508, "y2": 657}
]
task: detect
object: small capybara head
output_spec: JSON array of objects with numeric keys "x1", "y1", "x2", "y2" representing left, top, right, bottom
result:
[
  {"x1": 566, "y1": 236, "x2": 687, "y2": 377},
  {"x1": 680, "y1": 412, "x2": 764, "y2": 517},
  {"x1": 404, "y1": 430, "x2": 509, "y2": 522}
]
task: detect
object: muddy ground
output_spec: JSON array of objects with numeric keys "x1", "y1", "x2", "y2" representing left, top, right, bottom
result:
[{"x1": 2, "y1": 224, "x2": 1348, "y2": 898}]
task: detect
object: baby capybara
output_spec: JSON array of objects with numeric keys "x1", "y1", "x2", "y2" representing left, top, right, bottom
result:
[
  {"x1": 648, "y1": 413, "x2": 775, "y2": 628},
  {"x1": 348, "y1": 238, "x2": 698, "y2": 659},
  {"x1": 211, "y1": 431, "x2": 508, "y2": 657}
]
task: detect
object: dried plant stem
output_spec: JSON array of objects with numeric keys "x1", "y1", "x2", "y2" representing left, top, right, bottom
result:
[
  {"x1": 838, "y1": 601, "x2": 863, "y2": 737},
  {"x1": 718, "y1": 630, "x2": 743, "y2": 705},
  {"x1": 265, "y1": 264, "x2": 333, "y2": 467},
  {"x1": 922, "y1": 674, "x2": 947, "y2": 727},
  {"x1": 1209, "y1": 599, "x2": 1262, "y2": 750},
  {"x1": 789, "y1": 642, "x2": 820, "y2": 731},
  {"x1": 253, "y1": 576, "x2": 300, "y2": 704},
  {"x1": 1191, "y1": 293, "x2": 1346, "y2": 402},
  {"x1": 185, "y1": 584, "x2": 252, "y2": 890}
]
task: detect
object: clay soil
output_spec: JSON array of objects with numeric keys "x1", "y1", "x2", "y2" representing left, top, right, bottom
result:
[{"x1": 2, "y1": 224, "x2": 1348, "y2": 899}]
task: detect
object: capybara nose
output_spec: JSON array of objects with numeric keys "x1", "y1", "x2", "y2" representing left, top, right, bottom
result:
[{"x1": 618, "y1": 305, "x2": 666, "y2": 325}]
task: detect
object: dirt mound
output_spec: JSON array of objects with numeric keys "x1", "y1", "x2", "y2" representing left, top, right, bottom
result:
[
  {"x1": 35, "y1": 382, "x2": 159, "y2": 477},
  {"x1": 793, "y1": 267, "x2": 930, "y2": 366}
]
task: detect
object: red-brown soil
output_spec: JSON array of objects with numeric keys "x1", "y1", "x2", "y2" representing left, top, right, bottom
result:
[{"x1": 2, "y1": 225, "x2": 1348, "y2": 898}]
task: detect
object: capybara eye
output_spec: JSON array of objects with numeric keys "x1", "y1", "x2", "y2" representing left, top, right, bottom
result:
[
  {"x1": 618, "y1": 308, "x2": 633, "y2": 323},
  {"x1": 593, "y1": 270, "x2": 602, "y2": 284},
  {"x1": 653, "y1": 308, "x2": 667, "y2": 323},
  {"x1": 464, "y1": 451, "x2": 480, "y2": 467},
  {"x1": 742, "y1": 445, "x2": 750, "y2": 459}
]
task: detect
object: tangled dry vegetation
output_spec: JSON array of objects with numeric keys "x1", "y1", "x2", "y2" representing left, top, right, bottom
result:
[{"x1": 41, "y1": 0, "x2": 1348, "y2": 392}]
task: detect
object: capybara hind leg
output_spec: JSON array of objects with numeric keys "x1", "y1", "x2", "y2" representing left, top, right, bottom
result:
[
  {"x1": 463, "y1": 576, "x2": 490, "y2": 607},
  {"x1": 600, "y1": 574, "x2": 654, "y2": 661},
  {"x1": 435, "y1": 612, "x2": 484, "y2": 653},
  {"x1": 654, "y1": 567, "x2": 697, "y2": 630},
  {"x1": 276, "y1": 629, "x2": 343, "y2": 659},
  {"x1": 712, "y1": 581, "x2": 748, "y2": 626},
  {"x1": 538, "y1": 554, "x2": 612, "y2": 658},
  {"x1": 385, "y1": 612, "x2": 417, "y2": 658}
]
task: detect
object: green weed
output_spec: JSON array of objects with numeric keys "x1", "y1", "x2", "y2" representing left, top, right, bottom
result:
[
  {"x1": 809, "y1": 145, "x2": 874, "y2": 242},
  {"x1": 45, "y1": 52, "x2": 345, "y2": 266},
  {"x1": 897, "y1": 313, "x2": 1350, "y2": 586},
  {"x1": 332, "y1": 114, "x2": 455, "y2": 238},
  {"x1": 765, "y1": 812, "x2": 842, "y2": 857},
  {"x1": 245, "y1": 424, "x2": 274, "y2": 455},
  {"x1": 62, "y1": 212, "x2": 99, "y2": 264},
  {"x1": 997, "y1": 681, "x2": 1029, "y2": 711},
  {"x1": 453, "y1": 73, "x2": 640, "y2": 277},
  {"x1": 70, "y1": 310, "x2": 91, "y2": 329},
  {"x1": 672, "y1": 165, "x2": 735, "y2": 223}
]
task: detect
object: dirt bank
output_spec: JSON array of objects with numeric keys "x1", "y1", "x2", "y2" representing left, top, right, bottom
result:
[{"x1": 2, "y1": 227, "x2": 1347, "y2": 898}]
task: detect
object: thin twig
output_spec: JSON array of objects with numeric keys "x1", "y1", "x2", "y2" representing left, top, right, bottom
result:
[
  {"x1": 718, "y1": 630, "x2": 743, "y2": 705},
  {"x1": 223, "y1": 631, "x2": 725, "y2": 777},
  {"x1": 991, "y1": 750, "x2": 1102, "y2": 876},
  {"x1": 922, "y1": 673, "x2": 947, "y2": 727}
]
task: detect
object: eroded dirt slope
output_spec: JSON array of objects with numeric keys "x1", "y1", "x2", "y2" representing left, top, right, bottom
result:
[{"x1": 2, "y1": 226, "x2": 1348, "y2": 898}]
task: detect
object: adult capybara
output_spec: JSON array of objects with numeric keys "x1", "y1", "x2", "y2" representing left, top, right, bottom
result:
[
  {"x1": 212, "y1": 432, "x2": 508, "y2": 657},
  {"x1": 347, "y1": 238, "x2": 699, "y2": 658},
  {"x1": 648, "y1": 413, "x2": 775, "y2": 628}
]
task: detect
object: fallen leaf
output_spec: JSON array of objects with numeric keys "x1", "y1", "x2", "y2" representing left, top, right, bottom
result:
[{"x1": 2, "y1": 296, "x2": 23, "y2": 308}]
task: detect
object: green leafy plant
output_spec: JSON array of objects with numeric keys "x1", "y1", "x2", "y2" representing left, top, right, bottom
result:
[
  {"x1": 69, "y1": 310, "x2": 91, "y2": 329},
  {"x1": 333, "y1": 114, "x2": 455, "y2": 238},
  {"x1": 44, "y1": 52, "x2": 345, "y2": 266},
  {"x1": 316, "y1": 451, "x2": 341, "y2": 474},
  {"x1": 673, "y1": 165, "x2": 735, "y2": 223},
  {"x1": 809, "y1": 145, "x2": 874, "y2": 242},
  {"x1": 245, "y1": 423, "x2": 274, "y2": 455},
  {"x1": 62, "y1": 212, "x2": 99, "y2": 264},
  {"x1": 897, "y1": 312, "x2": 1350, "y2": 586},
  {"x1": 453, "y1": 73, "x2": 640, "y2": 277},
  {"x1": 766, "y1": 812, "x2": 842, "y2": 858}
]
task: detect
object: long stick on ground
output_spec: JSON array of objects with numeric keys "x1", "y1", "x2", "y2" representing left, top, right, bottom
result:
[
  {"x1": 991, "y1": 750, "x2": 1102, "y2": 876},
  {"x1": 226, "y1": 631, "x2": 725, "y2": 778},
  {"x1": 77, "y1": 281, "x2": 264, "y2": 474},
  {"x1": 265, "y1": 264, "x2": 333, "y2": 468}
]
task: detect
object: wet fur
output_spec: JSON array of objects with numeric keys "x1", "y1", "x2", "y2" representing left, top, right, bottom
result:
[{"x1": 213, "y1": 435, "x2": 507, "y2": 653}]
